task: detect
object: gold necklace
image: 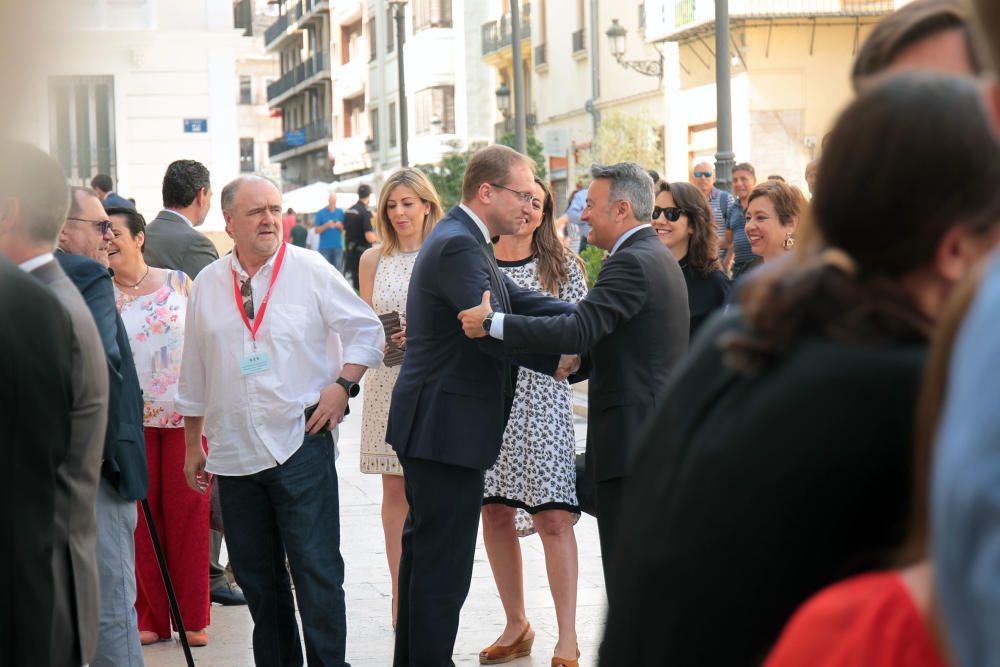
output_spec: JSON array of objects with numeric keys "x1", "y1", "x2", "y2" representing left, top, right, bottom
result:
[{"x1": 115, "y1": 265, "x2": 150, "y2": 290}]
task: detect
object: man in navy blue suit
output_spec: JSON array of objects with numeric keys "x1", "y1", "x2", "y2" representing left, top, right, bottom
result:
[
  {"x1": 386, "y1": 145, "x2": 576, "y2": 666},
  {"x1": 58, "y1": 186, "x2": 148, "y2": 666}
]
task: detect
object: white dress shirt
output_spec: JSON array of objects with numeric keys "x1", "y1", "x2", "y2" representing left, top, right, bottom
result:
[
  {"x1": 175, "y1": 243, "x2": 384, "y2": 476},
  {"x1": 459, "y1": 203, "x2": 492, "y2": 243},
  {"x1": 18, "y1": 252, "x2": 54, "y2": 273}
]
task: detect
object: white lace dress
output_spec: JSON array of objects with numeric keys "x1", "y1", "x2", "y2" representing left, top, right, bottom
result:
[
  {"x1": 360, "y1": 249, "x2": 419, "y2": 476},
  {"x1": 483, "y1": 255, "x2": 588, "y2": 536}
]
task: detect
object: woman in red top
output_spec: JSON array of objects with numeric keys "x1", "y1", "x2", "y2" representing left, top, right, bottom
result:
[{"x1": 765, "y1": 262, "x2": 989, "y2": 667}]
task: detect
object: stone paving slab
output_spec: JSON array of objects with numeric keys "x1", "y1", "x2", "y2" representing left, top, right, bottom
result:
[{"x1": 144, "y1": 381, "x2": 603, "y2": 667}]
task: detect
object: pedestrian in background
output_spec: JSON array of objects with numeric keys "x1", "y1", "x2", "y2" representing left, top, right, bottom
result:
[
  {"x1": 601, "y1": 72, "x2": 1000, "y2": 667},
  {"x1": 282, "y1": 207, "x2": 296, "y2": 242},
  {"x1": 345, "y1": 184, "x2": 378, "y2": 290},
  {"x1": 107, "y1": 206, "x2": 210, "y2": 647},
  {"x1": 479, "y1": 177, "x2": 587, "y2": 667},
  {"x1": 652, "y1": 181, "x2": 729, "y2": 338},
  {"x1": 727, "y1": 162, "x2": 762, "y2": 279},
  {"x1": 691, "y1": 160, "x2": 737, "y2": 273},
  {"x1": 315, "y1": 190, "x2": 346, "y2": 272},
  {"x1": 357, "y1": 167, "x2": 442, "y2": 629},
  {"x1": 144, "y1": 159, "x2": 219, "y2": 280}
]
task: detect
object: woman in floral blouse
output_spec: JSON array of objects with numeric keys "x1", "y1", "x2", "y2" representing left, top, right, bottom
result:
[{"x1": 107, "y1": 207, "x2": 210, "y2": 647}]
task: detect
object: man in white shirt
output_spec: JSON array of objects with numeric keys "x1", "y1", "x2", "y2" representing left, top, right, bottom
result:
[{"x1": 177, "y1": 175, "x2": 384, "y2": 666}]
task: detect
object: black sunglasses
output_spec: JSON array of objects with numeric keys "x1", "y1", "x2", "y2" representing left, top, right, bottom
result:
[
  {"x1": 240, "y1": 279, "x2": 254, "y2": 320},
  {"x1": 652, "y1": 206, "x2": 687, "y2": 222}
]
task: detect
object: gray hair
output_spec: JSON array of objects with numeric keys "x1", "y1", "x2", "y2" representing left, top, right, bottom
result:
[
  {"x1": 221, "y1": 174, "x2": 280, "y2": 213},
  {"x1": 590, "y1": 162, "x2": 655, "y2": 222}
]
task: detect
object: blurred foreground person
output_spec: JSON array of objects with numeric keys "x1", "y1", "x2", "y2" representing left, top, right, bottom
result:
[
  {"x1": 600, "y1": 73, "x2": 1000, "y2": 667},
  {"x1": 764, "y1": 262, "x2": 992, "y2": 667},
  {"x1": 0, "y1": 142, "x2": 108, "y2": 666},
  {"x1": 931, "y1": 2, "x2": 1000, "y2": 662}
]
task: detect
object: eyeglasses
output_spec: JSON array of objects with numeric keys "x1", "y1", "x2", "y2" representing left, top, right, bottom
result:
[
  {"x1": 693, "y1": 171, "x2": 713, "y2": 178},
  {"x1": 652, "y1": 206, "x2": 687, "y2": 222},
  {"x1": 240, "y1": 278, "x2": 254, "y2": 320},
  {"x1": 67, "y1": 217, "x2": 112, "y2": 235},
  {"x1": 489, "y1": 183, "x2": 535, "y2": 204}
]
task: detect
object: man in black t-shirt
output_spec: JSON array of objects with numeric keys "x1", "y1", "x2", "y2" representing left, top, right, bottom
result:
[{"x1": 343, "y1": 184, "x2": 377, "y2": 289}]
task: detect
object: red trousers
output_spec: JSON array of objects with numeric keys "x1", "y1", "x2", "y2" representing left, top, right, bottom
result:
[{"x1": 134, "y1": 427, "x2": 210, "y2": 636}]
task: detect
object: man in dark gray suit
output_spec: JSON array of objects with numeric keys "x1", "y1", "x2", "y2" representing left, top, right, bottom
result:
[
  {"x1": 0, "y1": 142, "x2": 110, "y2": 665},
  {"x1": 143, "y1": 159, "x2": 242, "y2": 605},
  {"x1": 143, "y1": 159, "x2": 219, "y2": 279}
]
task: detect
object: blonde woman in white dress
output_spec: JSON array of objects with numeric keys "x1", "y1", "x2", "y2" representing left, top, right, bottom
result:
[{"x1": 358, "y1": 168, "x2": 442, "y2": 628}]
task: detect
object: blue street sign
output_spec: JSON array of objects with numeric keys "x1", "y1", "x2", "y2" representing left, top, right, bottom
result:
[
  {"x1": 184, "y1": 119, "x2": 208, "y2": 133},
  {"x1": 285, "y1": 129, "x2": 306, "y2": 146}
]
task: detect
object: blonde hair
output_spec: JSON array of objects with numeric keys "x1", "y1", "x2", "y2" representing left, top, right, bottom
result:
[{"x1": 375, "y1": 168, "x2": 443, "y2": 256}]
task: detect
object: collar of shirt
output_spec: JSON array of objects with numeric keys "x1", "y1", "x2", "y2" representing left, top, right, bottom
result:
[
  {"x1": 18, "y1": 252, "x2": 54, "y2": 273},
  {"x1": 459, "y1": 204, "x2": 492, "y2": 245},
  {"x1": 610, "y1": 224, "x2": 651, "y2": 255},
  {"x1": 230, "y1": 244, "x2": 281, "y2": 284},
  {"x1": 166, "y1": 209, "x2": 195, "y2": 227}
]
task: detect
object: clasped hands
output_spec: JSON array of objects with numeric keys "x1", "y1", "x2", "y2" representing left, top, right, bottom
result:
[{"x1": 458, "y1": 290, "x2": 580, "y2": 381}]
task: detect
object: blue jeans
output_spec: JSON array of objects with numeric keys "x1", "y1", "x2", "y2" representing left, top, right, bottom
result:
[
  {"x1": 217, "y1": 432, "x2": 350, "y2": 667},
  {"x1": 319, "y1": 247, "x2": 344, "y2": 273}
]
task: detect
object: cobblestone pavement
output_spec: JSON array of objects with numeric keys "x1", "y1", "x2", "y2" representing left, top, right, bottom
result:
[{"x1": 144, "y1": 381, "x2": 605, "y2": 666}]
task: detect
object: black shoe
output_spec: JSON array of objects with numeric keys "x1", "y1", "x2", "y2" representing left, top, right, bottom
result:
[{"x1": 210, "y1": 582, "x2": 247, "y2": 606}]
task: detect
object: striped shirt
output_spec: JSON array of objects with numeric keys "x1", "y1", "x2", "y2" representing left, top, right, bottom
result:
[{"x1": 708, "y1": 187, "x2": 736, "y2": 259}]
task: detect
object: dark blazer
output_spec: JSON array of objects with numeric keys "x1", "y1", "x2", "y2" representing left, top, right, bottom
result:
[
  {"x1": 386, "y1": 206, "x2": 573, "y2": 471},
  {"x1": 601, "y1": 311, "x2": 926, "y2": 666},
  {"x1": 502, "y1": 226, "x2": 689, "y2": 482},
  {"x1": 57, "y1": 252, "x2": 148, "y2": 501},
  {"x1": 143, "y1": 209, "x2": 219, "y2": 278},
  {"x1": 30, "y1": 259, "x2": 108, "y2": 666},
  {"x1": 0, "y1": 257, "x2": 74, "y2": 667}
]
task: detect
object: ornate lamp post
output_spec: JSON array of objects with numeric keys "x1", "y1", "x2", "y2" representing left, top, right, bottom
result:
[{"x1": 605, "y1": 19, "x2": 662, "y2": 79}]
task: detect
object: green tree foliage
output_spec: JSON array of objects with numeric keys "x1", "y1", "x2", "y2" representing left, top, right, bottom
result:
[
  {"x1": 417, "y1": 134, "x2": 548, "y2": 211},
  {"x1": 593, "y1": 111, "x2": 663, "y2": 170},
  {"x1": 580, "y1": 245, "x2": 604, "y2": 289}
]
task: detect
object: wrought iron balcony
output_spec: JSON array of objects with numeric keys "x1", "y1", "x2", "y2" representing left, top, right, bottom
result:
[
  {"x1": 481, "y1": 3, "x2": 532, "y2": 56},
  {"x1": 266, "y1": 51, "x2": 328, "y2": 103},
  {"x1": 268, "y1": 120, "x2": 332, "y2": 159}
]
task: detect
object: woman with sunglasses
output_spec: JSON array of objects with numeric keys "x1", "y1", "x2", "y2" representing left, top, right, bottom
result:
[
  {"x1": 479, "y1": 177, "x2": 587, "y2": 667},
  {"x1": 105, "y1": 207, "x2": 211, "y2": 647},
  {"x1": 652, "y1": 181, "x2": 730, "y2": 337}
]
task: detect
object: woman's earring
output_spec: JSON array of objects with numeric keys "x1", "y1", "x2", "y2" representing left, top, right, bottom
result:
[{"x1": 783, "y1": 231, "x2": 795, "y2": 250}]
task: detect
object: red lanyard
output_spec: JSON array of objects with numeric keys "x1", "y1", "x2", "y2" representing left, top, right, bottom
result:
[{"x1": 231, "y1": 242, "x2": 287, "y2": 342}]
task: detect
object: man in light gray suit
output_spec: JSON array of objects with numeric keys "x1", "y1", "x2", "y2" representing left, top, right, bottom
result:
[
  {"x1": 143, "y1": 159, "x2": 218, "y2": 279},
  {"x1": 0, "y1": 142, "x2": 109, "y2": 666}
]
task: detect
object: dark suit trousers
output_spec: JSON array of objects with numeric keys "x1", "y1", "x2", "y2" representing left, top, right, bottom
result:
[
  {"x1": 394, "y1": 456, "x2": 485, "y2": 667},
  {"x1": 595, "y1": 477, "x2": 625, "y2": 600}
]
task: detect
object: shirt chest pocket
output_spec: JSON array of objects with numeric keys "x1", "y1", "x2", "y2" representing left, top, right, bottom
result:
[{"x1": 266, "y1": 304, "x2": 310, "y2": 346}]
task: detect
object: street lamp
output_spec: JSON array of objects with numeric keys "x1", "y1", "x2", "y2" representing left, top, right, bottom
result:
[
  {"x1": 495, "y1": 82, "x2": 511, "y2": 116},
  {"x1": 388, "y1": 0, "x2": 408, "y2": 167},
  {"x1": 605, "y1": 18, "x2": 663, "y2": 79}
]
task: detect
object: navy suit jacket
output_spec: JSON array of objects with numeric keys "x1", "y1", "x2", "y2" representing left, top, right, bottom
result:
[
  {"x1": 386, "y1": 206, "x2": 574, "y2": 471},
  {"x1": 56, "y1": 252, "x2": 148, "y2": 501}
]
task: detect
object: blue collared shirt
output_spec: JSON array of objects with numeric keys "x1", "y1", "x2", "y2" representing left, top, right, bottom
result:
[{"x1": 932, "y1": 251, "x2": 1000, "y2": 667}]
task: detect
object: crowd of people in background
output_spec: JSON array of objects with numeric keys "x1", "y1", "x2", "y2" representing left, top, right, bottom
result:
[{"x1": 5, "y1": 0, "x2": 1000, "y2": 666}]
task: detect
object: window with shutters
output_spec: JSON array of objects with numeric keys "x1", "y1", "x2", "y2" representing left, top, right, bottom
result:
[
  {"x1": 413, "y1": 0, "x2": 452, "y2": 33},
  {"x1": 413, "y1": 85, "x2": 455, "y2": 135},
  {"x1": 49, "y1": 76, "x2": 117, "y2": 183}
]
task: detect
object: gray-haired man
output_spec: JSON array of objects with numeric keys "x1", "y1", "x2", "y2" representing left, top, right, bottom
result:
[{"x1": 458, "y1": 162, "x2": 690, "y2": 589}]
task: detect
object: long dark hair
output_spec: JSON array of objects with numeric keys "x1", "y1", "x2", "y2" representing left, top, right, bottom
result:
[
  {"x1": 658, "y1": 181, "x2": 720, "y2": 275},
  {"x1": 531, "y1": 178, "x2": 584, "y2": 295},
  {"x1": 725, "y1": 73, "x2": 1000, "y2": 372}
]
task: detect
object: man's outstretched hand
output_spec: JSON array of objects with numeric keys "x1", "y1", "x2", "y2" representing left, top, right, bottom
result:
[{"x1": 458, "y1": 290, "x2": 492, "y2": 338}]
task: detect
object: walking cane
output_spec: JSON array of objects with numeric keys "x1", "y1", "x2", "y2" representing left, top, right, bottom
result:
[{"x1": 141, "y1": 499, "x2": 196, "y2": 667}]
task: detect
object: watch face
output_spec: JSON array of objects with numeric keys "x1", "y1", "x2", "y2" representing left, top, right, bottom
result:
[{"x1": 338, "y1": 378, "x2": 360, "y2": 397}]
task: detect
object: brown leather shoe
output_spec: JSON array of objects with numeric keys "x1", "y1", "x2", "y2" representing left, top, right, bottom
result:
[
  {"x1": 551, "y1": 646, "x2": 580, "y2": 667},
  {"x1": 185, "y1": 629, "x2": 209, "y2": 647},
  {"x1": 479, "y1": 624, "x2": 534, "y2": 664}
]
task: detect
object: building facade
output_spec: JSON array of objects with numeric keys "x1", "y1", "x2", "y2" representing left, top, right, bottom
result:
[
  {"x1": 35, "y1": 0, "x2": 249, "y2": 229},
  {"x1": 645, "y1": 0, "x2": 903, "y2": 188},
  {"x1": 234, "y1": 0, "x2": 283, "y2": 184}
]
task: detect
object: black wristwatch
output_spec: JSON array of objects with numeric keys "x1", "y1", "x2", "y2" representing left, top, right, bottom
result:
[
  {"x1": 335, "y1": 376, "x2": 360, "y2": 398},
  {"x1": 483, "y1": 312, "x2": 494, "y2": 334}
]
